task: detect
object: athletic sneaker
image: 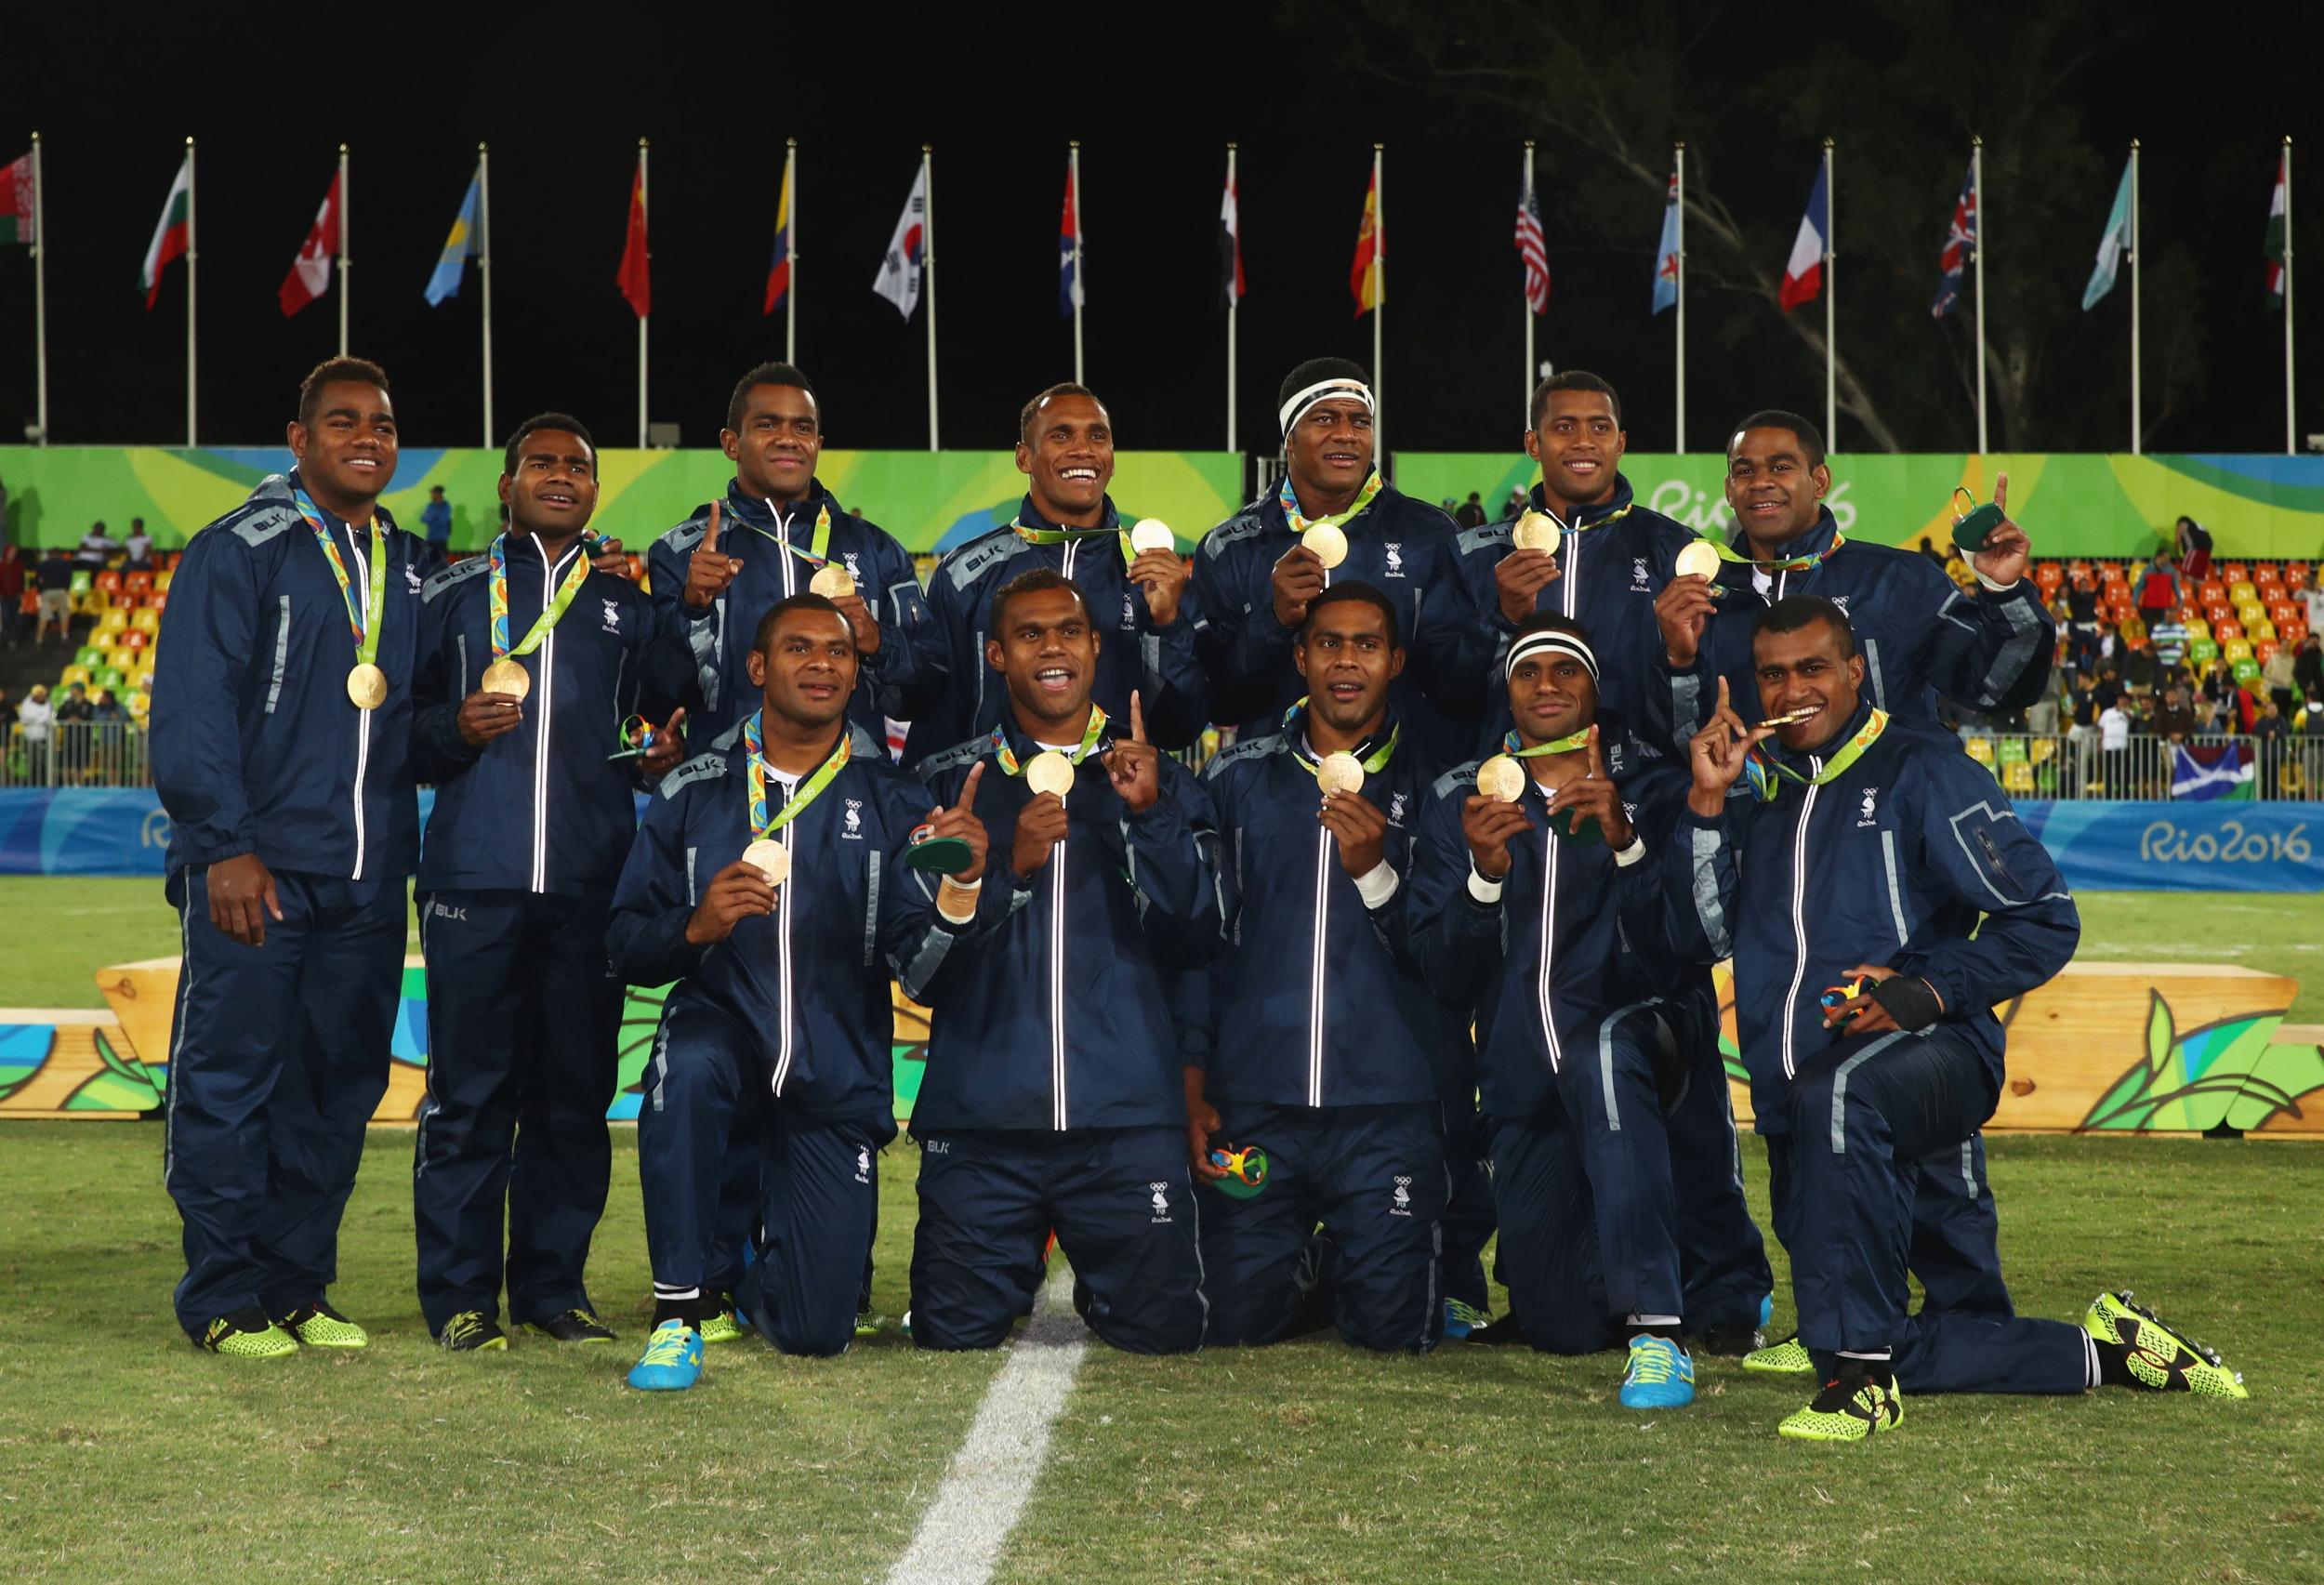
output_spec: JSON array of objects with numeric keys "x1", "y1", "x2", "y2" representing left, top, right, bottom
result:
[
  {"x1": 1443, "y1": 1298, "x2": 1493, "y2": 1341},
  {"x1": 854, "y1": 1309, "x2": 887, "y2": 1340},
  {"x1": 438, "y1": 1311, "x2": 508, "y2": 1352},
  {"x1": 526, "y1": 1308, "x2": 616, "y2": 1344},
  {"x1": 1744, "y1": 1334, "x2": 1815, "y2": 1374},
  {"x1": 2082, "y1": 1290, "x2": 2250, "y2": 1398},
  {"x1": 1619, "y1": 1335, "x2": 1697, "y2": 1409},
  {"x1": 1777, "y1": 1365, "x2": 1906, "y2": 1442},
  {"x1": 697, "y1": 1307, "x2": 744, "y2": 1345},
  {"x1": 627, "y1": 1320, "x2": 706, "y2": 1392},
  {"x1": 277, "y1": 1301, "x2": 369, "y2": 1349},
  {"x1": 196, "y1": 1310, "x2": 298, "y2": 1359}
]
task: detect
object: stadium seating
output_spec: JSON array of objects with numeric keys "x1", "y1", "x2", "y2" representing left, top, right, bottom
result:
[{"x1": 2215, "y1": 620, "x2": 2244, "y2": 643}]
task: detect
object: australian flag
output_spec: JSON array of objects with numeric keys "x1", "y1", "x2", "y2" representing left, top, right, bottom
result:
[{"x1": 1931, "y1": 158, "x2": 1977, "y2": 318}]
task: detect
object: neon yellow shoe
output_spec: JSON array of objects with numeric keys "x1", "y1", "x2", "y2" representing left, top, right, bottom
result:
[
  {"x1": 2083, "y1": 1290, "x2": 2249, "y2": 1398},
  {"x1": 1777, "y1": 1366, "x2": 1905, "y2": 1442},
  {"x1": 1744, "y1": 1334, "x2": 1815, "y2": 1374},
  {"x1": 197, "y1": 1311, "x2": 298, "y2": 1359},
  {"x1": 438, "y1": 1311, "x2": 508, "y2": 1352},
  {"x1": 277, "y1": 1301, "x2": 369, "y2": 1349},
  {"x1": 697, "y1": 1307, "x2": 744, "y2": 1345}
]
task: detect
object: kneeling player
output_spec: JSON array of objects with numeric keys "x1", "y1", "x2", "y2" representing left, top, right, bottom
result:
[
  {"x1": 1184, "y1": 583, "x2": 1464, "y2": 1353},
  {"x1": 903, "y1": 569, "x2": 1223, "y2": 1354},
  {"x1": 608, "y1": 595, "x2": 933, "y2": 1389},
  {"x1": 1675, "y1": 596, "x2": 2247, "y2": 1440},
  {"x1": 1407, "y1": 614, "x2": 1705, "y2": 1407}
]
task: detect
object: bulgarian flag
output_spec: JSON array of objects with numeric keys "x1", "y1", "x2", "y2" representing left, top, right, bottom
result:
[
  {"x1": 1, "y1": 151, "x2": 33, "y2": 247},
  {"x1": 2266, "y1": 149, "x2": 2289, "y2": 306},
  {"x1": 142, "y1": 150, "x2": 192, "y2": 310}
]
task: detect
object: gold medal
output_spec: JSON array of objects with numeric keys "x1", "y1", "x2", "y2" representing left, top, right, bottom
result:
[
  {"x1": 481, "y1": 657, "x2": 532, "y2": 700},
  {"x1": 1129, "y1": 519, "x2": 1177, "y2": 554},
  {"x1": 1675, "y1": 540, "x2": 1722, "y2": 580},
  {"x1": 1475, "y1": 754, "x2": 1525, "y2": 802},
  {"x1": 1301, "y1": 522, "x2": 1348, "y2": 569},
  {"x1": 1024, "y1": 750, "x2": 1076, "y2": 799},
  {"x1": 1314, "y1": 751, "x2": 1366, "y2": 797},
  {"x1": 1763, "y1": 705, "x2": 1823, "y2": 727},
  {"x1": 809, "y1": 564, "x2": 856, "y2": 600},
  {"x1": 346, "y1": 662, "x2": 389, "y2": 711},
  {"x1": 1512, "y1": 511, "x2": 1562, "y2": 555},
  {"x1": 742, "y1": 839, "x2": 791, "y2": 887}
]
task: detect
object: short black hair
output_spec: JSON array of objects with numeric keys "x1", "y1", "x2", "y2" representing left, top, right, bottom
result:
[
  {"x1": 1278, "y1": 357, "x2": 1368, "y2": 410},
  {"x1": 1730, "y1": 408, "x2": 1827, "y2": 469},
  {"x1": 429, "y1": 485, "x2": 446, "y2": 496},
  {"x1": 297, "y1": 356, "x2": 391, "y2": 428},
  {"x1": 1752, "y1": 593, "x2": 1856, "y2": 659},
  {"x1": 1530, "y1": 369, "x2": 1623, "y2": 431},
  {"x1": 1298, "y1": 580, "x2": 1401, "y2": 649},
  {"x1": 725, "y1": 363, "x2": 818, "y2": 435},
  {"x1": 1018, "y1": 382, "x2": 1107, "y2": 444},
  {"x1": 752, "y1": 591, "x2": 851, "y2": 654},
  {"x1": 987, "y1": 566, "x2": 1090, "y2": 643},
  {"x1": 502, "y1": 412, "x2": 598, "y2": 480}
]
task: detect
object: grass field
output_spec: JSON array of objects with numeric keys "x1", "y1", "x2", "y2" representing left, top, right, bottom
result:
[{"x1": 2, "y1": 878, "x2": 2321, "y2": 1582}]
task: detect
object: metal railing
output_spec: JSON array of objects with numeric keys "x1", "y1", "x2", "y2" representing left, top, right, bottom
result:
[
  {"x1": 4, "y1": 722, "x2": 151, "y2": 788},
  {"x1": 1960, "y1": 729, "x2": 2324, "y2": 800}
]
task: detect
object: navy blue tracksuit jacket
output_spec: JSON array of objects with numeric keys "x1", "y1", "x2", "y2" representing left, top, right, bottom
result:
[
  {"x1": 891, "y1": 495, "x2": 1207, "y2": 767},
  {"x1": 647, "y1": 479, "x2": 929, "y2": 743}
]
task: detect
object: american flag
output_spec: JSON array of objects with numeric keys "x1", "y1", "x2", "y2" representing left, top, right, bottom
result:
[
  {"x1": 1931, "y1": 158, "x2": 1977, "y2": 318},
  {"x1": 1514, "y1": 170, "x2": 1550, "y2": 314}
]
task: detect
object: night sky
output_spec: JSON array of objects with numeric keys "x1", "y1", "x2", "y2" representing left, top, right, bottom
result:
[{"x1": 3, "y1": 4, "x2": 2317, "y2": 459}]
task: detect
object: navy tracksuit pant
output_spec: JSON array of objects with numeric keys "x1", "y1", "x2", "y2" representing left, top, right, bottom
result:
[
  {"x1": 1198, "y1": 1103, "x2": 1446, "y2": 1354},
  {"x1": 637, "y1": 994, "x2": 888, "y2": 1356},
  {"x1": 910, "y1": 1126, "x2": 1207, "y2": 1354},
  {"x1": 164, "y1": 868, "x2": 404, "y2": 1336},
  {"x1": 1769, "y1": 1027, "x2": 2087, "y2": 1394},
  {"x1": 1668, "y1": 986, "x2": 1775, "y2": 1335},
  {"x1": 412, "y1": 890, "x2": 624, "y2": 1334},
  {"x1": 1486, "y1": 1000, "x2": 1690, "y2": 1354},
  {"x1": 1436, "y1": 1102, "x2": 1497, "y2": 1314}
]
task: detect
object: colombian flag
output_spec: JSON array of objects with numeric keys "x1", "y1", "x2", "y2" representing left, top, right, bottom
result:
[{"x1": 763, "y1": 147, "x2": 794, "y2": 317}]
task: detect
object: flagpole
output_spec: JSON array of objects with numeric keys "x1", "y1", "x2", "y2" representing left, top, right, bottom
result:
[
  {"x1": 1974, "y1": 136, "x2": 1988, "y2": 456},
  {"x1": 336, "y1": 144, "x2": 350, "y2": 356},
  {"x1": 637, "y1": 138, "x2": 650, "y2": 448},
  {"x1": 2130, "y1": 139, "x2": 2142, "y2": 456},
  {"x1": 1674, "y1": 141, "x2": 1686, "y2": 454},
  {"x1": 1226, "y1": 142, "x2": 1238, "y2": 456},
  {"x1": 786, "y1": 139, "x2": 798, "y2": 366},
  {"x1": 479, "y1": 143, "x2": 494, "y2": 446},
  {"x1": 185, "y1": 137, "x2": 197, "y2": 448},
  {"x1": 1372, "y1": 143, "x2": 1385, "y2": 463},
  {"x1": 1522, "y1": 140, "x2": 1537, "y2": 418},
  {"x1": 30, "y1": 131, "x2": 46, "y2": 444},
  {"x1": 1070, "y1": 140, "x2": 1084, "y2": 387},
  {"x1": 1822, "y1": 138, "x2": 1836, "y2": 454},
  {"x1": 2286, "y1": 136, "x2": 2296, "y2": 456},
  {"x1": 924, "y1": 145, "x2": 939, "y2": 452}
]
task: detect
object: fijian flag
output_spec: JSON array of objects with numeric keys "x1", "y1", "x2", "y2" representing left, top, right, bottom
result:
[
  {"x1": 1932, "y1": 158, "x2": 1977, "y2": 318},
  {"x1": 1221, "y1": 157, "x2": 1244, "y2": 307}
]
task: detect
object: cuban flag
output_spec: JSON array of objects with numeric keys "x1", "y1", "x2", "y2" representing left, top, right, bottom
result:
[
  {"x1": 1778, "y1": 154, "x2": 1829, "y2": 312},
  {"x1": 1931, "y1": 158, "x2": 1977, "y2": 318},
  {"x1": 1059, "y1": 153, "x2": 1083, "y2": 318},
  {"x1": 2172, "y1": 742, "x2": 2255, "y2": 801}
]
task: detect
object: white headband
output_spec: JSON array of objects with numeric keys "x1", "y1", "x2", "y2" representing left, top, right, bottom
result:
[
  {"x1": 1506, "y1": 629, "x2": 1600, "y2": 682},
  {"x1": 1277, "y1": 376, "x2": 1377, "y2": 437}
]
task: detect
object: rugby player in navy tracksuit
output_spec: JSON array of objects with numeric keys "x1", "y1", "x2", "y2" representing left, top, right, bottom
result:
[
  {"x1": 1442, "y1": 372, "x2": 1772, "y2": 1349},
  {"x1": 152, "y1": 358, "x2": 436, "y2": 1356},
  {"x1": 891, "y1": 383, "x2": 1205, "y2": 768},
  {"x1": 608, "y1": 594, "x2": 936, "y2": 1390},
  {"x1": 1651, "y1": 408, "x2": 2062, "y2": 1374},
  {"x1": 1407, "y1": 614, "x2": 1710, "y2": 1407},
  {"x1": 1193, "y1": 359, "x2": 1476, "y2": 768},
  {"x1": 904, "y1": 568, "x2": 1223, "y2": 1354},
  {"x1": 409, "y1": 414, "x2": 690, "y2": 1353},
  {"x1": 1182, "y1": 583, "x2": 1465, "y2": 1353},
  {"x1": 1673, "y1": 596, "x2": 2248, "y2": 1440}
]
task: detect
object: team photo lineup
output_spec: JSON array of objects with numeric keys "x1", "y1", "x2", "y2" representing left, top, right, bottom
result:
[{"x1": 134, "y1": 344, "x2": 2254, "y2": 1447}]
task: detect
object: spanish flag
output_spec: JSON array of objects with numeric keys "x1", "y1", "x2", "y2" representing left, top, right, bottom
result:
[{"x1": 1349, "y1": 153, "x2": 1382, "y2": 319}]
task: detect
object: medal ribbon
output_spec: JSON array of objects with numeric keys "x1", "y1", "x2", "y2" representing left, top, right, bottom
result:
[
  {"x1": 487, "y1": 535, "x2": 594, "y2": 661},
  {"x1": 1524, "y1": 496, "x2": 1635, "y2": 540},
  {"x1": 737, "y1": 499, "x2": 837, "y2": 568},
  {"x1": 1279, "y1": 469, "x2": 1386, "y2": 536},
  {"x1": 293, "y1": 486, "x2": 386, "y2": 667},
  {"x1": 1702, "y1": 525, "x2": 1850, "y2": 574},
  {"x1": 1009, "y1": 516, "x2": 1137, "y2": 572},
  {"x1": 991, "y1": 705, "x2": 1109, "y2": 778},
  {"x1": 1500, "y1": 726, "x2": 1593, "y2": 759},
  {"x1": 740, "y1": 712, "x2": 852, "y2": 838},
  {"x1": 1282, "y1": 698, "x2": 1400, "y2": 779},
  {"x1": 1746, "y1": 708, "x2": 1890, "y2": 802}
]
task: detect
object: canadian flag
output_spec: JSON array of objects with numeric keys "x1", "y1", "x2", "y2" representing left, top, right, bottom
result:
[{"x1": 279, "y1": 168, "x2": 341, "y2": 318}]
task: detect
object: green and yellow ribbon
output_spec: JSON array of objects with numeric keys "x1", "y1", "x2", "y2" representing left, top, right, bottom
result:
[
  {"x1": 292, "y1": 485, "x2": 386, "y2": 668},
  {"x1": 1746, "y1": 707, "x2": 1889, "y2": 802},
  {"x1": 488, "y1": 534, "x2": 593, "y2": 661},
  {"x1": 991, "y1": 705, "x2": 1109, "y2": 778},
  {"x1": 741, "y1": 711, "x2": 852, "y2": 836}
]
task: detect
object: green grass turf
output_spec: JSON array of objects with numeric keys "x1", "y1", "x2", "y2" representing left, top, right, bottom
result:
[{"x1": 0, "y1": 1127, "x2": 2316, "y2": 1583}]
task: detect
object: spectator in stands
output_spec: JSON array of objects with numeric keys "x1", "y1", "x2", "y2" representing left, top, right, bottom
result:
[
  {"x1": 1502, "y1": 486, "x2": 1527, "y2": 519},
  {"x1": 74, "y1": 520, "x2": 119, "y2": 568},
  {"x1": 2133, "y1": 550, "x2": 2180, "y2": 634},
  {"x1": 2254, "y1": 697, "x2": 2290, "y2": 791},
  {"x1": 2298, "y1": 687, "x2": 2324, "y2": 734},
  {"x1": 2151, "y1": 684, "x2": 2196, "y2": 743},
  {"x1": 420, "y1": 485, "x2": 453, "y2": 554},
  {"x1": 2026, "y1": 670, "x2": 2061, "y2": 736},
  {"x1": 124, "y1": 519, "x2": 156, "y2": 571},
  {"x1": 2173, "y1": 516, "x2": 2213, "y2": 580},
  {"x1": 2067, "y1": 671, "x2": 2102, "y2": 794},
  {"x1": 2148, "y1": 611, "x2": 2188, "y2": 670},
  {"x1": 2098, "y1": 693, "x2": 2132, "y2": 794},
  {"x1": 1454, "y1": 491, "x2": 1488, "y2": 529},
  {"x1": 2264, "y1": 642, "x2": 2300, "y2": 716},
  {"x1": 53, "y1": 680, "x2": 92, "y2": 781},
  {"x1": 1939, "y1": 544, "x2": 1977, "y2": 592},
  {"x1": 0, "y1": 540, "x2": 22, "y2": 647},
  {"x1": 18, "y1": 681, "x2": 54, "y2": 782},
  {"x1": 88, "y1": 688, "x2": 127, "y2": 782},
  {"x1": 92, "y1": 687, "x2": 125, "y2": 724},
  {"x1": 33, "y1": 544, "x2": 72, "y2": 645},
  {"x1": 2295, "y1": 634, "x2": 2324, "y2": 702},
  {"x1": 2192, "y1": 692, "x2": 2220, "y2": 733},
  {"x1": 1916, "y1": 535, "x2": 1946, "y2": 569},
  {"x1": 2302, "y1": 577, "x2": 2324, "y2": 638}
]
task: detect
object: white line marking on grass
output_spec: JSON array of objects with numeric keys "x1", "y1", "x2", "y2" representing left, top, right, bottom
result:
[{"x1": 887, "y1": 1275, "x2": 1089, "y2": 1585}]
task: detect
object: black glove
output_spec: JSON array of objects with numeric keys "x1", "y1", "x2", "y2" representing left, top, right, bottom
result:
[{"x1": 1868, "y1": 974, "x2": 1945, "y2": 1032}]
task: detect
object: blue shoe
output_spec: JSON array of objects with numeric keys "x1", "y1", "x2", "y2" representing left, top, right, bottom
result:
[
  {"x1": 627, "y1": 1320, "x2": 705, "y2": 1392},
  {"x1": 1618, "y1": 1334, "x2": 1696, "y2": 1409},
  {"x1": 1761, "y1": 1293, "x2": 1776, "y2": 1328},
  {"x1": 1443, "y1": 1298, "x2": 1491, "y2": 1341}
]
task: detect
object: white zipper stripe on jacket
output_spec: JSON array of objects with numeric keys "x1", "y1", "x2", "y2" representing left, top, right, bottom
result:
[
  {"x1": 530, "y1": 540, "x2": 561, "y2": 893},
  {"x1": 766, "y1": 499, "x2": 800, "y2": 600},
  {"x1": 346, "y1": 522, "x2": 372, "y2": 880},
  {"x1": 1050, "y1": 836, "x2": 1068, "y2": 1129},
  {"x1": 1308, "y1": 826, "x2": 1332, "y2": 1106},
  {"x1": 772, "y1": 806, "x2": 799, "y2": 1096},
  {"x1": 1779, "y1": 770, "x2": 1823, "y2": 1079},
  {"x1": 1535, "y1": 805, "x2": 1564, "y2": 1071}
]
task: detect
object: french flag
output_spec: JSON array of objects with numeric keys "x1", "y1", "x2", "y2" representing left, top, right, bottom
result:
[{"x1": 1778, "y1": 155, "x2": 1829, "y2": 312}]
